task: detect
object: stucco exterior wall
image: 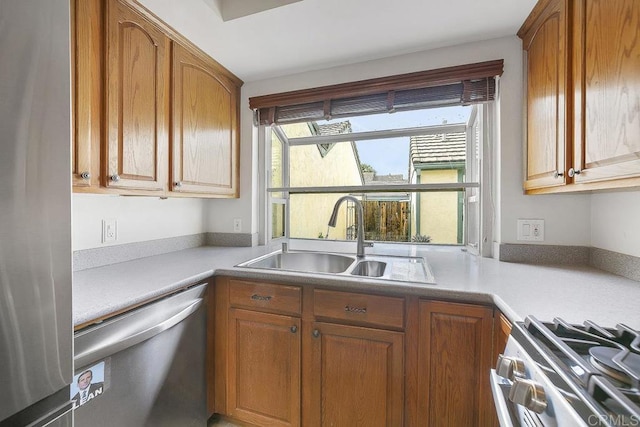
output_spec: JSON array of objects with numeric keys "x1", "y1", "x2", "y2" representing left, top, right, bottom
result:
[
  {"x1": 417, "y1": 169, "x2": 460, "y2": 244},
  {"x1": 281, "y1": 123, "x2": 363, "y2": 240}
]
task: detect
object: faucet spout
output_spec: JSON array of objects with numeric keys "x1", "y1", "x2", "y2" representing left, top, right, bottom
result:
[{"x1": 328, "y1": 195, "x2": 369, "y2": 257}]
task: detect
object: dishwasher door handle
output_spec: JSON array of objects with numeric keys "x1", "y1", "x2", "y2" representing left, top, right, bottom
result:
[{"x1": 75, "y1": 297, "x2": 203, "y2": 368}]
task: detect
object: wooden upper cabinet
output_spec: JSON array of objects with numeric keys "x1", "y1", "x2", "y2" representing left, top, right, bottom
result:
[
  {"x1": 71, "y1": 0, "x2": 102, "y2": 189},
  {"x1": 104, "y1": 0, "x2": 169, "y2": 191},
  {"x1": 171, "y1": 43, "x2": 240, "y2": 197},
  {"x1": 305, "y1": 322, "x2": 404, "y2": 427},
  {"x1": 520, "y1": 0, "x2": 640, "y2": 193},
  {"x1": 573, "y1": 0, "x2": 640, "y2": 184},
  {"x1": 520, "y1": 0, "x2": 569, "y2": 191},
  {"x1": 417, "y1": 300, "x2": 494, "y2": 427},
  {"x1": 71, "y1": 0, "x2": 242, "y2": 196}
]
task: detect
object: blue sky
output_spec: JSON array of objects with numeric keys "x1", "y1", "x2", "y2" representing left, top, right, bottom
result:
[{"x1": 341, "y1": 106, "x2": 472, "y2": 178}]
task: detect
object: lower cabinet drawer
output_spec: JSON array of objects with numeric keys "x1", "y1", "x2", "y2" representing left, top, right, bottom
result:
[
  {"x1": 229, "y1": 279, "x2": 302, "y2": 316},
  {"x1": 313, "y1": 288, "x2": 405, "y2": 330}
]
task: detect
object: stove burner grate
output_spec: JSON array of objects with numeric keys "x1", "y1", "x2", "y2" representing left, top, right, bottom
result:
[
  {"x1": 523, "y1": 317, "x2": 640, "y2": 422},
  {"x1": 589, "y1": 346, "x2": 637, "y2": 385}
]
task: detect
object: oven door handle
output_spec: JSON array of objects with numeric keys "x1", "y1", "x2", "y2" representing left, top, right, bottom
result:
[{"x1": 490, "y1": 369, "x2": 519, "y2": 427}]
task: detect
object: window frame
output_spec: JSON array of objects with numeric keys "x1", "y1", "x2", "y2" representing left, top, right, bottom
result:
[
  {"x1": 260, "y1": 103, "x2": 494, "y2": 256},
  {"x1": 264, "y1": 126, "x2": 289, "y2": 243}
]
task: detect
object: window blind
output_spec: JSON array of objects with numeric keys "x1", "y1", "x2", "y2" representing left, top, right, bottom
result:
[{"x1": 250, "y1": 60, "x2": 503, "y2": 125}]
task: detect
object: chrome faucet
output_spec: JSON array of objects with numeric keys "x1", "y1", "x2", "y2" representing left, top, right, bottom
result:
[{"x1": 328, "y1": 195, "x2": 371, "y2": 258}]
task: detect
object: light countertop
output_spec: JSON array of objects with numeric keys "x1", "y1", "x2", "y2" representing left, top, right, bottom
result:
[{"x1": 73, "y1": 243, "x2": 640, "y2": 329}]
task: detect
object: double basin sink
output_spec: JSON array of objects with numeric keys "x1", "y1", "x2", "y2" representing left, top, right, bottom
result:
[{"x1": 237, "y1": 250, "x2": 435, "y2": 284}]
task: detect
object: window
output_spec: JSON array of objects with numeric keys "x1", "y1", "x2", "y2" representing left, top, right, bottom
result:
[
  {"x1": 263, "y1": 103, "x2": 493, "y2": 252},
  {"x1": 255, "y1": 60, "x2": 501, "y2": 255}
]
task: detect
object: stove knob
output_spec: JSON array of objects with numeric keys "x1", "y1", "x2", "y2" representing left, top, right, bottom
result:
[
  {"x1": 496, "y1": 354, "x2": 526, "y2": 381},
  {"x1": 509, "y1": 378, "x2": 547, "y2": 414}
]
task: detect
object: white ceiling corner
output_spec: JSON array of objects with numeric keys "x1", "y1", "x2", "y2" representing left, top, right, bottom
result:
[
  {"x1": 138, "y1": 0, "x2": 538, "y2": 82},
  {"x1": 218, "y1": 0, "x2": 304, "y2": 22}
]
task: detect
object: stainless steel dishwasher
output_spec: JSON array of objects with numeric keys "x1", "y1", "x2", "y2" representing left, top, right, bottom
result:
[{"x1": 73, "y1": 283, "x2": 208, "y2": 427}]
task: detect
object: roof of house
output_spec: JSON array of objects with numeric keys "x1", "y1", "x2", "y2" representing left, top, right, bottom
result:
[
  {"x1": 410, "y1": 131, "x2": 466, "y2": 165},
  {"x1": 311, "y1": 120, "x2": 365, "y2": 185},
  {"x1": 363, "y1": 172, "x2": 407, "y2": 185},
  {"x1": 317, "y1": 121, "x2": 352, "y2": 135}
]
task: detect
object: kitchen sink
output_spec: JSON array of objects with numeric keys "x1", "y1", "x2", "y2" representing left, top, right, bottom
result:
[
  {"x1": 237, "y1": 250, "x2": 435, "y2": 284},
  {"x1": 350, "y1": 260, "x2": 387, "y2": 277},
  {"x1": 240, "y1": 251, "x2": 355, "y2": 274}
]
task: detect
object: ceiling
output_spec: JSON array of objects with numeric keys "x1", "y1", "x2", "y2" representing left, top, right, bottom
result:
[{"x1": 139, "y1": 0, "x2": 537, "y2": 82}]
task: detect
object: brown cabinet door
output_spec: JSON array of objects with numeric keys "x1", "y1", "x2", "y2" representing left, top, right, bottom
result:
[
  {"x1": 227, "y1": 308, "x2": 301, "y2": 427},
  {"x1": 573, "y1": 0, "x2": 640, "y2": 184},
  {"x1": 417, "y1": 300, "x2": 494, "y2": 427},
  {"x1": 493, "y1": 311, "x2": 512, "y2": 361},
  {"x1": 171, "y1": 43, "x2": 239, "y2": 197},
  {"x1": 521, "y1": 0, "x2": 570, "y2": 190},
  {"x1": 104, "y1": 0, "x2": 169, "y2": 191},
  {"x1": 305, "y1": 322, "x2": 404, "y2": 427},
  {"x1": 71, "y1": 0, "x2": 102, "y2": 189}
]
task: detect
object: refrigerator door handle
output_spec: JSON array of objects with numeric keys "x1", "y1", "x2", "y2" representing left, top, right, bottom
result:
[{"x1": 75, "y1": 298, "x2": 203, "y2": 368}]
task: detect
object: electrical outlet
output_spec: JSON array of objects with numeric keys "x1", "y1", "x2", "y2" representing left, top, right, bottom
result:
[
  {"x1": 233, "y1": 218, "x2": 242, "y2": 233},
  {"x1": 517, "y1": 219, "x2": 544, "y2": 242},
  {"x1": 102, "y1": 219, "x2": 117, "y2": 243}
]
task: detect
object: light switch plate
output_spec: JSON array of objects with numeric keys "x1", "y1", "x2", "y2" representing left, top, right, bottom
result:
[{"x1": 517, "y1": 219, "x2": 544, "y2": 242}]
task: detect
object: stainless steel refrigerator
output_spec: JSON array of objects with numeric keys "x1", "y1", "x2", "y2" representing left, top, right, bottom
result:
[{"x1": 0, "y1": 0, "x2": 73, "y2": 425}]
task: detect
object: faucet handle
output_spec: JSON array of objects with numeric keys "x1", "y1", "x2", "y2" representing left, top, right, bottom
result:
[{"x1": 363, "y1": 241, "x2": 374, "y2": 248}]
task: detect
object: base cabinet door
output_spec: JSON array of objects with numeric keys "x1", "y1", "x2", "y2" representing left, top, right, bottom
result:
[
  {"x1": 417, "y1": 300, "x2": 494, "y2": 427},
  {"x1": 227, "y1": 308, "x2": 301, "y2": 427},
  {"x1": 494, "y1": 311, "x2": 512, "y2": 361},
  {"x1": 305, "y1": 322, "x2": 404, "y2": 427}
]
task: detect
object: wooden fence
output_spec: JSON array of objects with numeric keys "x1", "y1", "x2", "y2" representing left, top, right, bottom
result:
[{"x1": 362, "y1": 201, "x2": 410, "y2": 242}]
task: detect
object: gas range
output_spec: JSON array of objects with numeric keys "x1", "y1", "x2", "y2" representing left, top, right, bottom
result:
[{"x1": 491, "y1": 316, "x2": 640, "y2": 427}]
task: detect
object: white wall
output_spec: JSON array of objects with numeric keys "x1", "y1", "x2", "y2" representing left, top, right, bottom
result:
[
  {"x1": 207, "y1": 35, "x2": 592, "y2": 248},
  {"x1": 591, "y1": 192, "x2": 640, "y2": 257},
  {"x1": 69, "y1": 4, "x2": 638, "y2": 257},
  {"x1": 71, "y1": 32, "x2": 638, "y2": 256},
  {"x1": 73, "y1": 194, "x2": 206, "y2": 251},
  {"x1": 493, "y1": 38, "x2": 592, "y2": 246},
  {"x1": 135, "y1": 0, "x2": 592, "y2": 250}
]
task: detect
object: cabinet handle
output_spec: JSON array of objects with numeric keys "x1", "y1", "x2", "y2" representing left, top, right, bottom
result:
[
  {"x1": 290, "y1": 325, "x2": 297, "y2": 333},
  {"x1": 110, "y1": 174, "x2": 120, "y2": 182},
  {"x1": 312, "y1": 329, "x2": 320, "y2": 338},
  {"x1": 80, "y1": 171, "x2": 91, "y2": 180},
  {"x1": 553, "y1": 171, "x2": 563, "y2": 179},
  {"x1": 568, "y1": 168, "x2": 581, "y2": 178},
  {"x1": 250, "y1": 294, "x2": 272, "y2": 301},
  {"x1": 174, "y1": 181, "x2": 183, "y2": 188},
  {"x1": 344, "y1": 305, "x2": 367, "y2": 314}
]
